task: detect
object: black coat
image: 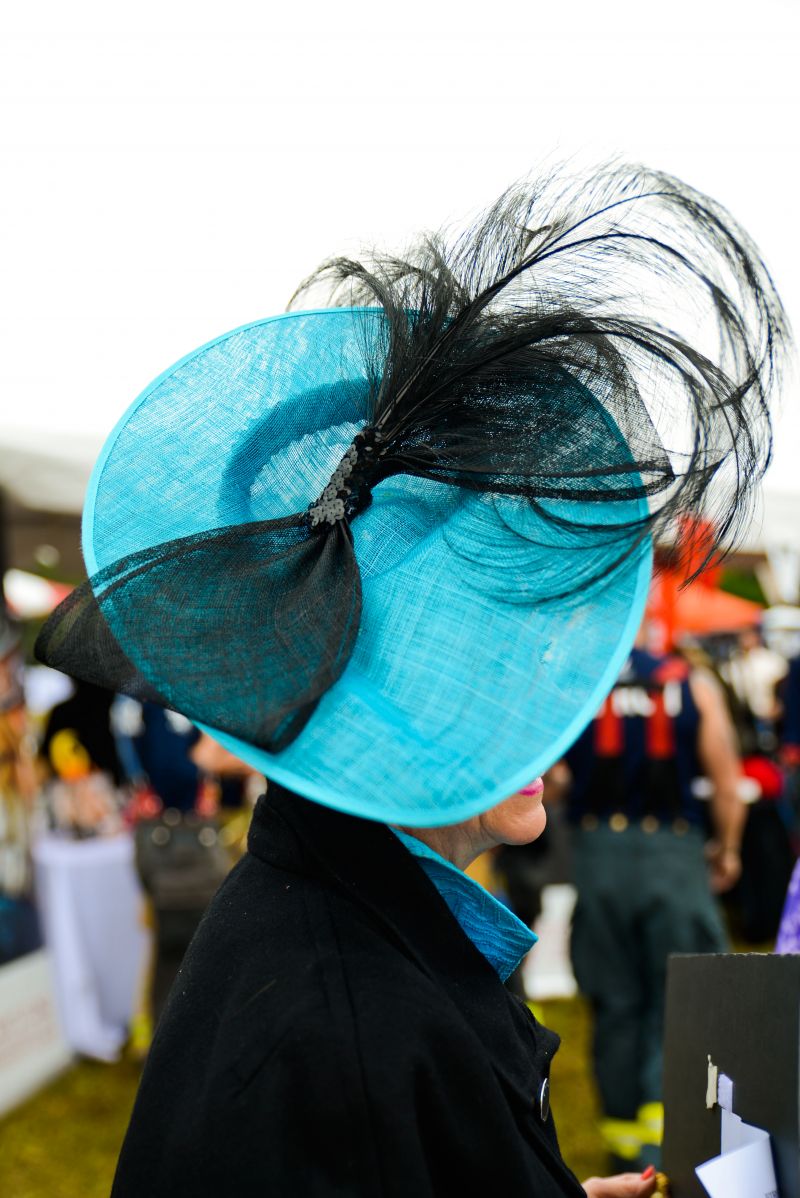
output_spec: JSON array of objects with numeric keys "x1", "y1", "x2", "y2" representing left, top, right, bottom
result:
[{"x1": 112, "y1": 786, "x2": 585, "y2": 1197}]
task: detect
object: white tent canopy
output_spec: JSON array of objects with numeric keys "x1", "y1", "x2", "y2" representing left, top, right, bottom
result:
[
  {"x1": 0, "y1": 427, "x2": 100, "y2": 514},
  {"x1": 742, "y1": 491, "x2": 800, "y2": 555}
]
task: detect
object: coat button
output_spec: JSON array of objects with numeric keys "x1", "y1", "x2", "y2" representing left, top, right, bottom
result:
[{"x1": 538, "y1": 1077, "x2": 550, "y2": 1121}]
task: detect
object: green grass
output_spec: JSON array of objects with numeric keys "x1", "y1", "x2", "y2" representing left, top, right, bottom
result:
[
  {"x1": 540, "y1": 996, "x2": 607, "y2": 1183},
  {"x1": 0, "y1": 996, "x2": 607, "y2": 1196},
  {"x1": 0, "y1": 1057, "x2": 141, "y2": 1198}
]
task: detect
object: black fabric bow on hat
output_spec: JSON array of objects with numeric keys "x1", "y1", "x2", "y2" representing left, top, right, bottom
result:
[{"x1": 35, "y1": 164, "x2": 789, "y2": 753}]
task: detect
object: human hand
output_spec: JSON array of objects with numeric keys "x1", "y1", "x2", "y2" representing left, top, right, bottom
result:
[
  {"x1": 582, "y1": 1166, "x2": 658, "y2": 1197},
  {"x1": 705, "y1": 841, "x2": 742, "y2": 893},
  {"x1": 189, "y1": 732, "x2": 261, "y2": 777}
]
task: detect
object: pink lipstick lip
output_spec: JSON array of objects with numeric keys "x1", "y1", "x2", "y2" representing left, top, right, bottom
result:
[{"x1": 518, "y1": 777, "x2": 544, "y2": 798}]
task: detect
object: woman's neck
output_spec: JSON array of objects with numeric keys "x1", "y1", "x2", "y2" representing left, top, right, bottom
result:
[{"x1": 396, "y1": 820, "x2": 488, "y2": 871}]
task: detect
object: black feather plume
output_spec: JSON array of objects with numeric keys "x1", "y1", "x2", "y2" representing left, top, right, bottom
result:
[{"x1": 291, "y1": 162, "x2": 788, "y2": 581}]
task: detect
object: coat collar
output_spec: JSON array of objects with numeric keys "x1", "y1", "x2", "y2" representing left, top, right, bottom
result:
[
  {"x1": 247, "y1": 785, "x2": 556, "y2": 1082},
  {"x1": 390, "y1": 827, "x2": 537, "y2": 981},
  {"x1": 248, "y1": 784, "x2": 498, "y2": 985}
]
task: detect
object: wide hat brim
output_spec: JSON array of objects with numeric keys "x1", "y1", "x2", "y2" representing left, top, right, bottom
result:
[{"x1": 84, "y1": 308, "x2": 651, "y2": 826}]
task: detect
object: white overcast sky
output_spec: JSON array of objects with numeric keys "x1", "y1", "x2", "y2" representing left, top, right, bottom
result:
[{"x1": 1, "y1": 0, "x2": 798, "y2": 494}]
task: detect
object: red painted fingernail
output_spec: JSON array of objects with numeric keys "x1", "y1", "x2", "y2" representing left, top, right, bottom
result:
[{"x1": 641, "y1": 1165, "x2": 656, "y2": 1179}]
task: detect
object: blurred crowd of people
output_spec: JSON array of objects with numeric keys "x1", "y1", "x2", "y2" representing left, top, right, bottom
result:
[{"x1": 0, "y1": 612, "x2": 262, "y2": 1048}]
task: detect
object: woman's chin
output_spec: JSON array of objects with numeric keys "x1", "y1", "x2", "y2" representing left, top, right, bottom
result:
[
  {"x1": 490, "y1": 791, "x2": 547, "y2": 846},
  {"x1": 516, "y1": 799, "x2": 547, "y2": 844}
]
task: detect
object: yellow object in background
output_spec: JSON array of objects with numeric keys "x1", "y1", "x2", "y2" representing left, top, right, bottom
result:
[
  {"x1": 637, "y1": 1101, "x2": 664, "y2": 1146},
  {"x1": 49, "y1": 727, "x2": 92, "y2": 781},
  {"x1": 465, "y1": 850, "x2": 496, "y2": 891},
  {"x1": 598, "y1": 1116, "x2": 643, "y2": 1161}
]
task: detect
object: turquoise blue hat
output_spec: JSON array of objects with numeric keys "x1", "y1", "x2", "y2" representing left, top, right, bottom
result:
[{"x1": 36, "y1": 167, "x2": 780, "y2": 825}]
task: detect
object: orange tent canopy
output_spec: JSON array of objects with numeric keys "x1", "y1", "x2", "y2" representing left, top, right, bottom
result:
[{"x1": 648, "y1": 571, "x2": 763, "y2": 649}]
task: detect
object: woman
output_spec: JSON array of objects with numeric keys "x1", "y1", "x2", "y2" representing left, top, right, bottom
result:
[
  {"x1": 112, "y1": 776, "x2": 657, "y2": 1196},
  {"x1": 37, "y1": 164, "x2": 787, "y2": 1195}
]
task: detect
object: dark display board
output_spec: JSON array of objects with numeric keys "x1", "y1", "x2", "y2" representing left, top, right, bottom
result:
[{"x1": 663, "y1": 953, "x2": 800, "y2": 1198}]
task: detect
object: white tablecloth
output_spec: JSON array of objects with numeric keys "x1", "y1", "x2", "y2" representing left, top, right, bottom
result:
[{"x1": 32, "y1": 833, "x2": 150, "y2": 1061}]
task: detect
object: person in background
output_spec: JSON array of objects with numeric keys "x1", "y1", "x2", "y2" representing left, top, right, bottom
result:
[
  {"x1": 562, "y1": 639, "x2": 745, "y2": 1173},
  {"x1": 775, "y1": 654, "x2": 800, "y2": 953},
  {"x1": 189, "y1": 730, "x2": 262, "y2": 799},
  {"x1": 111, "y1": 701, "x2": 246, "y2": 1035},
  {"x1": 41, "y1": 678, "x2": 123, "y2": 784},
  {"x1": 779, "y1": 652, "x2": 800, "y2": 816},
  {"x1": 0, "y1": 618, "x2": 41, "y2": 963},
  {"x1": 39, "y1": 678, "x2": 126, "y2": 836},
  {"x1": 112, "y1": 698, "x2": 203, "y2": 812},
  {"x1": 113, "y1": 699, "x2": 249, "y2": 815},
  {"x1": 775, "y1": 860, "x2": 800, "y2": 954},
  {"x1": 722, "y1": 625, "x2": 787, "y2": 753}
]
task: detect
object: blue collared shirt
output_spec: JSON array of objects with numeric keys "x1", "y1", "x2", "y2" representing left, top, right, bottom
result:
[{"x1": 391, "y1": 829, "x2": 537, "y2": 981}]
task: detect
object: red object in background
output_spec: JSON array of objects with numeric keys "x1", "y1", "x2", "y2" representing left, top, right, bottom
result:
[
  {"x1": 741, "y1": 755, "x2": 784, "y2": 801},
  {"x1": 123, "y1": 785, "x2": 163, "y2": 825},
  {"x1": 645, "y1": 691, "x2": 676, "y2": 759},
  {"x1": 645, "y1": 515, "x2": 763, "y2": 653},
  {"x1": 594, "y1": 696, "x2": 624, "y2": 756},
  {"x1": 648, "y1": 572, "x2": 763, "y2": 652},
  {"x1": 674, "y1": 516, "x2": 723, "y2": 589},
  {"x1": 195, "y1": 777, "x2": 221, "y2": 818},
  {"x1": 653, "y1": 656, "x2": 691, "y2": 684}
]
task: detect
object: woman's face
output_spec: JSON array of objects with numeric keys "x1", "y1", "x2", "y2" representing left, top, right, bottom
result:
[
  {"x1": 477, "y1": 776, "x2": 546, "y2": 848},
  {"x1": 400, "y1": 776, "x2": 547, "y2": 869}
]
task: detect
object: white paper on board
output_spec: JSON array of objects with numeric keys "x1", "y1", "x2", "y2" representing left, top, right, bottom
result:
[
  {"x1": 696, "y1": 1132, "x2": 779, "y2": 1198},
  {"x1": 717, "y1": 1073, "x2": 734, "y2": 1113},
  {"x1": 720, "y1": 1108, "x2": 770, "y2": 1155}
]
